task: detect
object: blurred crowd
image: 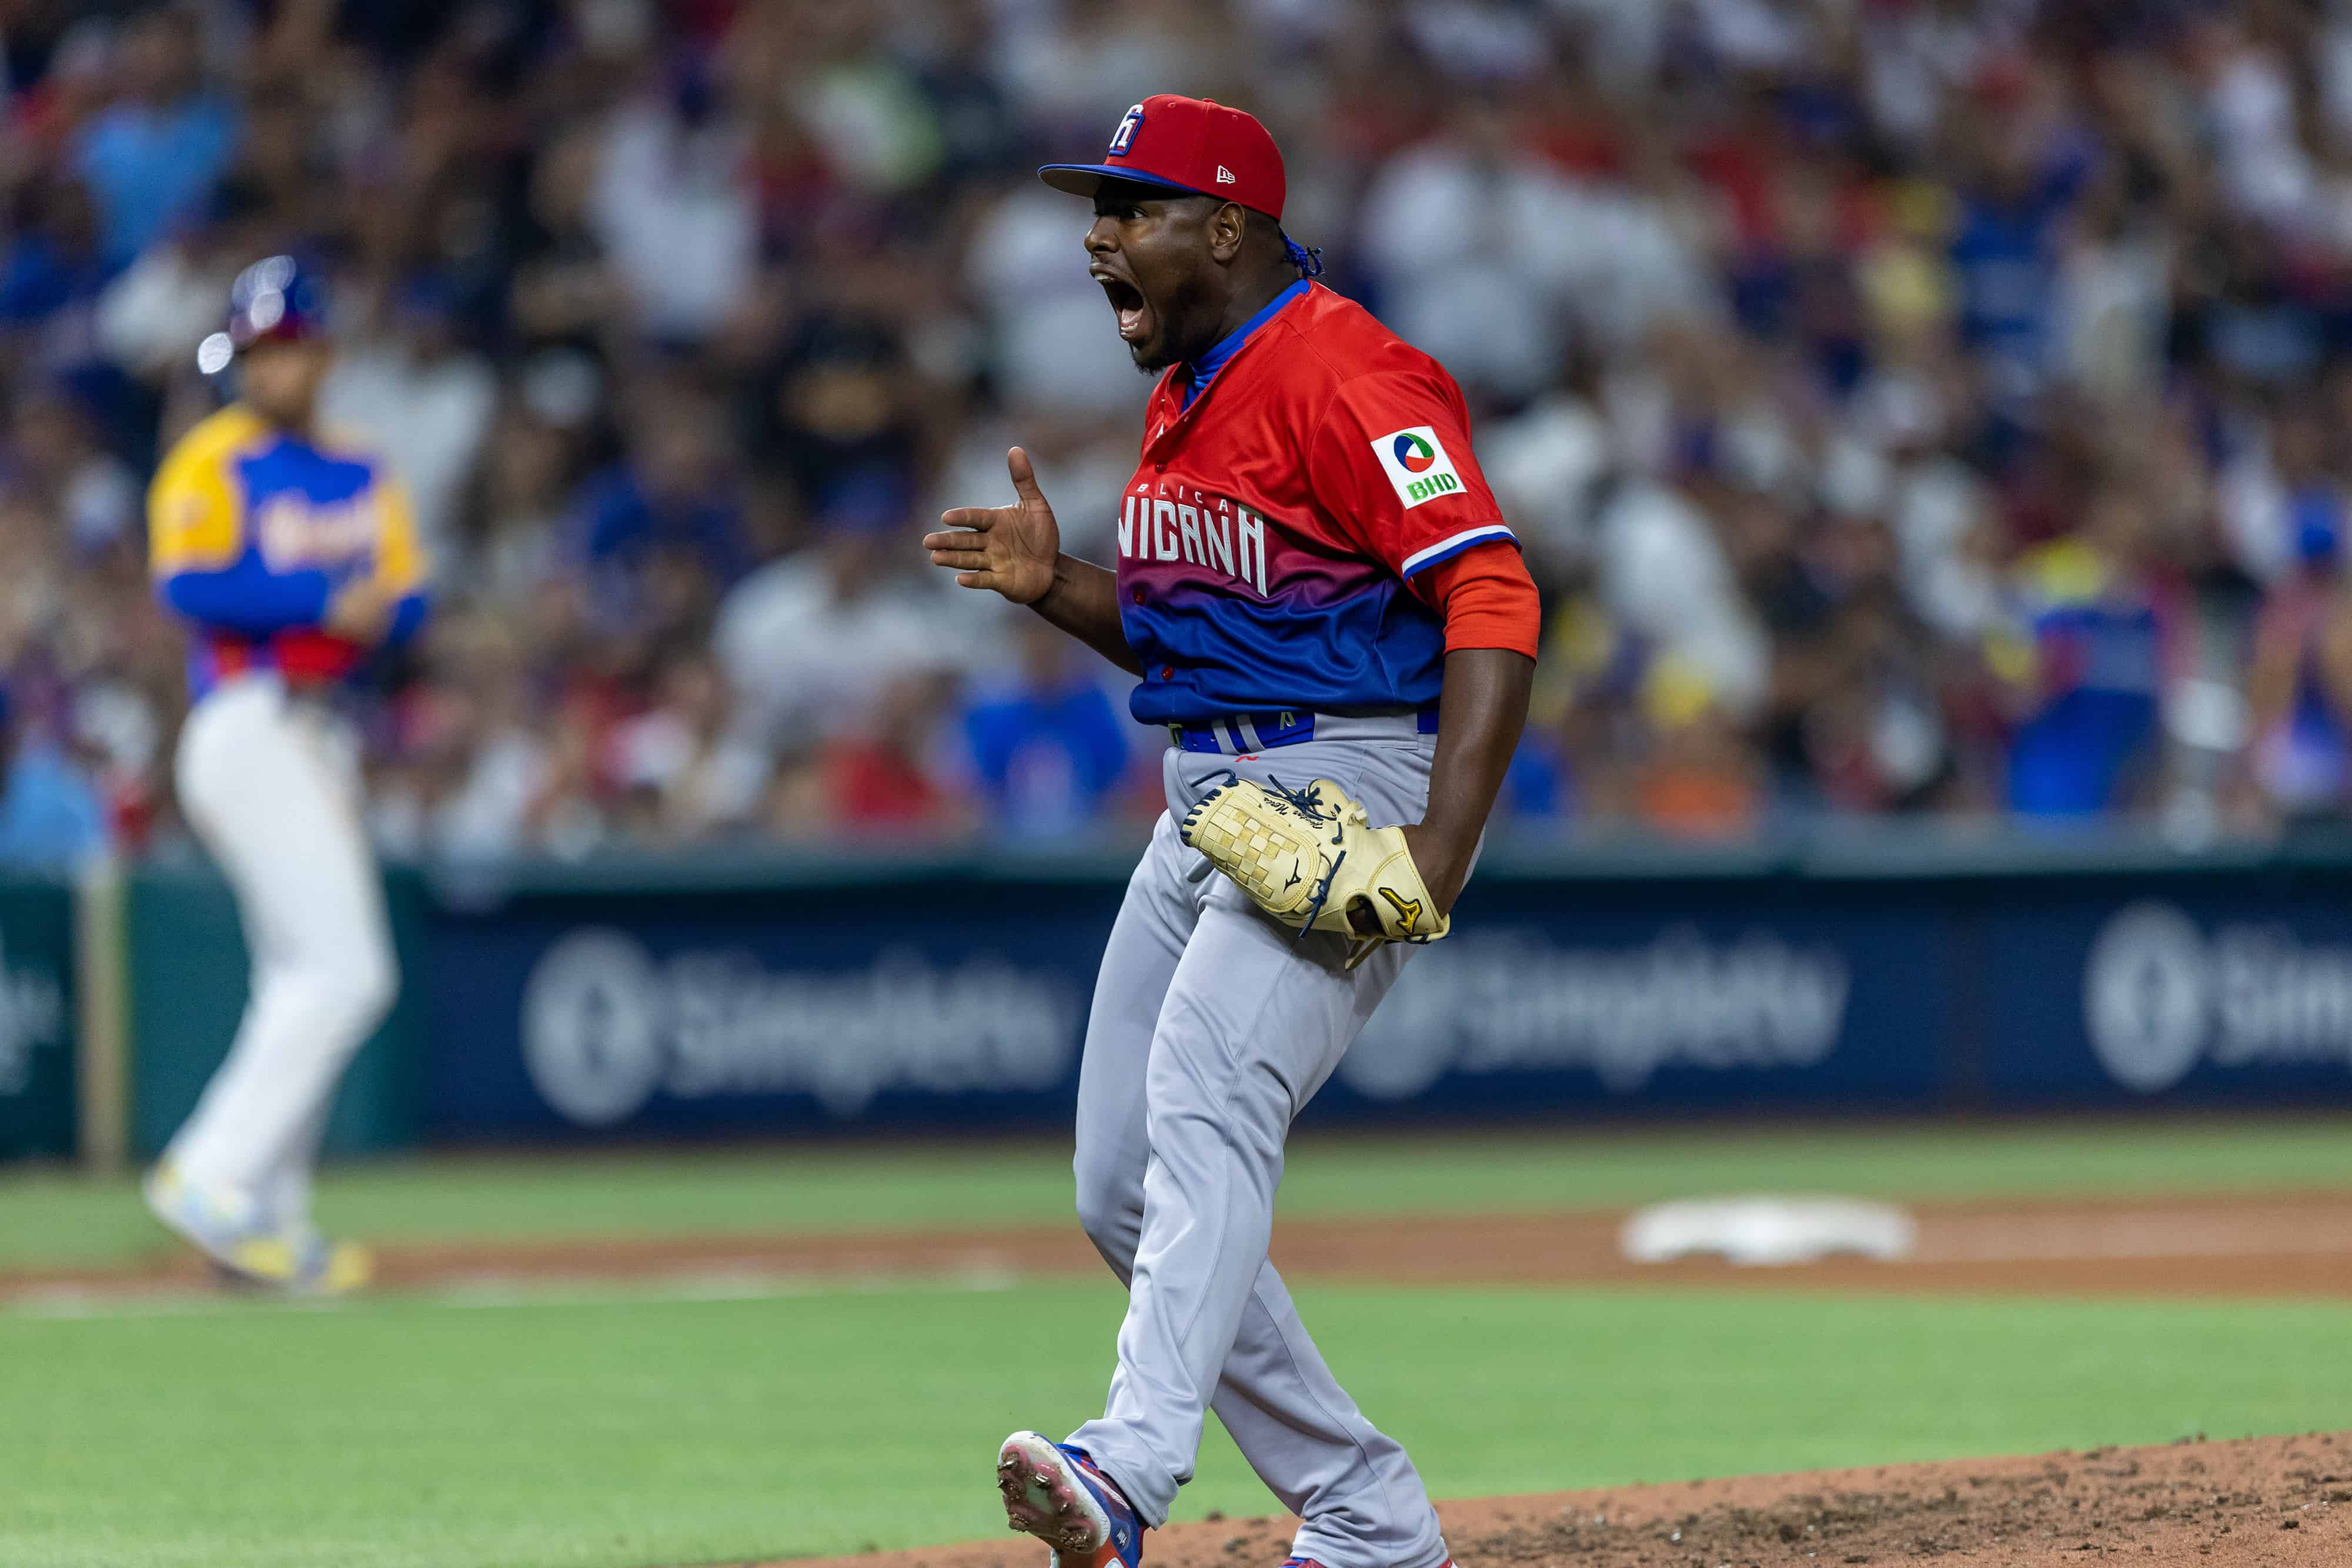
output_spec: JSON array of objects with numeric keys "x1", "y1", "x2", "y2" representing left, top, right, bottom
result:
[{"x1": 8, "y1": 0, "x2": 2352, "y2": 867}]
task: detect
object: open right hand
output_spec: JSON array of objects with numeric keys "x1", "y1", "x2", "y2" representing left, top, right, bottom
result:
[
  {"x1": 323, "y1": 576, "x2": 400, "y2": 643},
  {"x1": 923, "y1": 446, "x2": 1061, "y2": 606}
]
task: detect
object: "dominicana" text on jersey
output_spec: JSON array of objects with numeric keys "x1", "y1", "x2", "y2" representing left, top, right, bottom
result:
[{"x1": 1118, "y1": 492, "x2": 1272, "y2": 597}]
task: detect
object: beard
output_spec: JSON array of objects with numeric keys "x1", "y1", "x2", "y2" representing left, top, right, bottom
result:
[{"x1": 1129, "y1": 272, "x2": 1221, "y2": 373}]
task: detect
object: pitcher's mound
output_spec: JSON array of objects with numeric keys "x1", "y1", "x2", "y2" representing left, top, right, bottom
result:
[{"x1": 778, "y1": 1432, "x2": 2346, "y2": 1568}]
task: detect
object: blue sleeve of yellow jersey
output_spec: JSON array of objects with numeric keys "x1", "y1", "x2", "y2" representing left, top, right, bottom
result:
[
  {"x1": 385, "y1": 591, "x2": 427, "y2": 648},
  {"x1": 160, "y1": 550, "x2": 335, "y2": 632}
]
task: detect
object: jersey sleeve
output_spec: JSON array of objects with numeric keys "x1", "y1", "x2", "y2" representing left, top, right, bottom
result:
[
  {"x1": 370, "y1": 473, "x2": 427, "y2": 594},
  {"x1": 1412, "y1": 544, "x2": 1542, "y2": 658},
  {"x1": 1305, "y1": 368, "x2": 1518, "y2": 580},
  {"x1": 148, "y1": 434, "x2": 243, "y2": 578},
  {"x1": 372, "y1": 471, "x2": 431, "y2": 650}
]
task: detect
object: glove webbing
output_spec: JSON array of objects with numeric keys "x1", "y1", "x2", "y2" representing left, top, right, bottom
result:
[
  {"x1": 1180, "y1": 774, "x2": 1348, "y2": 944},
  {"x1": 1262, "y1": 776, "x2": 1345, "y2": 940}
]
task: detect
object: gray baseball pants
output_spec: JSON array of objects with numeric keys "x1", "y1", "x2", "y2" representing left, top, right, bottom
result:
[{"x1": 1065, "y1": 720, "x2": 1452, "y2": 1568}]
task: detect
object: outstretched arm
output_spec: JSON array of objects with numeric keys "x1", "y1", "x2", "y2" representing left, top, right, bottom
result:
[{"x1": 924, "y1": 446, "x2": 1141, "y2": 676}]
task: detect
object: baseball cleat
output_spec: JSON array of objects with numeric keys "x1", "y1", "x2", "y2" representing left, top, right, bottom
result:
[
  {"x1": 143, "y1": 1161, "x2": 372, "y2": 1296},
  {"x1": 997, "y1": 1431, "x2": 1143, "y2": 1568},
  {"x1": 278, "y1": 1224, "x2": 375, "y2": 1296},
  {"x1": 143, "y1": 1159, "x2": 266, "y2": 1271}
]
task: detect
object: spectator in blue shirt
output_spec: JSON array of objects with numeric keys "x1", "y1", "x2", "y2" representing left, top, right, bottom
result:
[
  {"x1": 960, "y1": 621, "x2": 1135, "y2": 835},
  {"x1": 0, "y1": 176, "x2": 113, "y2": 330},
  {"x1": 71, "y1": 7, "x2": 238, "y2": 269},
  {"x1": 1989, "y1": 489, "x2": 2170, "y2": 818},
  {"x1": 1948, "y1": 103, "x2": 2089, "y2": 403},
  {"x1": 0, "y1": 686, "x2": 109, "y2": 871},
  {"x1": 577, "y1": 389, "x2": 752, "y2": 637}
]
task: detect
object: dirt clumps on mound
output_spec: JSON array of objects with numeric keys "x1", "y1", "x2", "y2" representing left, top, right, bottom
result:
[
  {"x1": 783, "y1": 1433, "x2": 2348, "y2": 1568},
  {"x1": 1455, "y1": 1431, "x2": 2346, "y2": 1564}
]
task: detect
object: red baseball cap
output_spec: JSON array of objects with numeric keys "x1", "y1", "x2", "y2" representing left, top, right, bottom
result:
[{"x1": 1040, "y1": 94, "x2": 1287, "y2": 221}]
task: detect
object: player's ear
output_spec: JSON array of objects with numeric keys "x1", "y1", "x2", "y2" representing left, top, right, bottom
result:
[{"x1": 1208, "y1": 201, "x2": 1248, "y2": 263}]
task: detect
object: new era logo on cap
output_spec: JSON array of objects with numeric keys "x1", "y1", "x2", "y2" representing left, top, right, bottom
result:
[{"x1": 1217, "y1": 166, "x2": 1235, "y2": 183}]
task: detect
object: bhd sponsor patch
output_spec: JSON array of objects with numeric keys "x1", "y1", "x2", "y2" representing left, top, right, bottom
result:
[{"x1": 1371, "y1": 426, "x2": 1464, "y2": 510}]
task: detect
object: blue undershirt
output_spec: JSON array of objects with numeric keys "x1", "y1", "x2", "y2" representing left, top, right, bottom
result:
[{"x1": 1180, "y1": 279, "x2": 1309, "y2": 411}]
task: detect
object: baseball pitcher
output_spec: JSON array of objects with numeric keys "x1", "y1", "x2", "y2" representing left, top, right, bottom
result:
[
  {"x1": 142, "y1": 256, "x2": 427, "y2": 1295},
  {"x1": 926, "y1": 97, "x2": 1539, "y2": 1568}
]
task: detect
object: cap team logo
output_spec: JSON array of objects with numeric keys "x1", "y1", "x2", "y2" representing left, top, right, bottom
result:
[
  {"x1": 1108, "y1": 103, "x2": 1144, "y2": 156},
  {"x1": 1372, "y1": 426, "x2": 1463, "y2": 509}
]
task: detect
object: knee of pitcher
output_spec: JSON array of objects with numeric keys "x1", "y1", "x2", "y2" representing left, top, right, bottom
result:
[
  {"x1": 338, "y1": 946, "x2": 400, "y2": 1035},
  {"x1": 1073, "y1": 1172, "x2": 1143, "y2": 1261}
]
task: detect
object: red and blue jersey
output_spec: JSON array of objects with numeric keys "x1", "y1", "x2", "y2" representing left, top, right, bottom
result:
[{"x1": 1114, "y1": 281, "x2": 1517, "y2": 725}]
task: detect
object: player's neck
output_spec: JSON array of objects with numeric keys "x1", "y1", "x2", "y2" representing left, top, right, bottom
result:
[
  {"x1": 1199, "y1": 270, "x2": 1301, "y2": 359},
  {"x1": 240, "y1": 400, "x2": 319, "y2": 443}
]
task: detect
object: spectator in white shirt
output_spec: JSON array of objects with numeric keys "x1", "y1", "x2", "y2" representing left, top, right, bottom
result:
[{"x1": 319, "y1": 273, "x2": 496, "y2": 556}]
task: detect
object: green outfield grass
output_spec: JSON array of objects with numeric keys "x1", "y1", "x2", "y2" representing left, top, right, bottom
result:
[
  {"x1": 5, "y1": 1115, "x2": 2351, "y2": 1273},
  {"x1": 6, "y1": 1118, "x2": 2350, "y2": 1568},
  {"x1": 4, "y1": 1278, "x2": 2347, "y2": 1568}
]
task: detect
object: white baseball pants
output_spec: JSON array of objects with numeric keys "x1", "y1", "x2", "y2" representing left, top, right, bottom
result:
[
  {"x1": 166, "y1": 675, "x2": 396, "y2": 1231},
  {"x1": 1065, "y1": 733, "x2": 1453, "y2": 1568}
]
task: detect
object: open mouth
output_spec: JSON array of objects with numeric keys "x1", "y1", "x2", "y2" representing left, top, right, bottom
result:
[{"x1": 1094, "y1": 271, "x2": 1151, "y2": 344}]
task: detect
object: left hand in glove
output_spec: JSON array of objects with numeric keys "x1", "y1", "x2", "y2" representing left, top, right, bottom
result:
[{"x1": 1178, "y1": 775, "x2": 1451, "y2": 969}]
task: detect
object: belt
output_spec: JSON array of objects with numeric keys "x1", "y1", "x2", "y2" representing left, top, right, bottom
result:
[
  {"x1": 1167, "y1": 706, "x2": 1440, "y2": 755},
  {"x1": 205, "y1": 628, "x2": 361, "y2": 687}
]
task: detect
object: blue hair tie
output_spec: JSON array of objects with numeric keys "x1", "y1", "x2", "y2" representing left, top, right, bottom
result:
[{"x1": 1281, "y1": 236, "x2": 1325, "y2": 278}]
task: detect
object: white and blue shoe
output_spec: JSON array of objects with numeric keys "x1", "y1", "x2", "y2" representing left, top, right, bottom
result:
[
  {"x1": 142, "y1": 1161, "x2": 372, "y2": 1296},
  {"x1": 997, "y1": 1432, "x2": 1144, "y2": 1568}
]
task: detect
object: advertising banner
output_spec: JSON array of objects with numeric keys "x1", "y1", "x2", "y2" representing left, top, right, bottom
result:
[
  {"x1": 0, "y1": 878, "x2": 75, "y2": 1159},
  {"x1": 124, "y1": 867, "x2": 427, "y2": 1158},
  {"x1": 1987, "y1": 894, "x2": 2352, "y2": 1104},
  {"x1": 422, "y1": 875, "x2": 1124, "y2": 1139},
  {"x1": 1325, "y1": 895, "x2": 1951, "y2": 1116},
  {"x1": 418, "y1": 869, "x2": 1969, "y2": 1138},
  {"x1": 80, "y1": 847, "x2": 2352, "y2": 1158}
]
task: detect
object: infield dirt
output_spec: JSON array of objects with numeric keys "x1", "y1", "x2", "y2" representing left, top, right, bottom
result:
[
  {"x1": 11, "y1": 1190, "x2": 2348, "y2": 1300},
  {"x1": 779, "y1": 1433, "x2": 2350, "y2": 1568}
]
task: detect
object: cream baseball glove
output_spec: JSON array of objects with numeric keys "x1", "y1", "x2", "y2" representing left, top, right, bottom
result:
[{"x1": 1178, "y1": 775, "x2": 1449, "y2": 970}]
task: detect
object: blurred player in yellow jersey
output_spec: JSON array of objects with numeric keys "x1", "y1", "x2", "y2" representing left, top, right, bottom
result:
[{"x1": 142, "y1": 256, "x2": 429, "y2": 1294}]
